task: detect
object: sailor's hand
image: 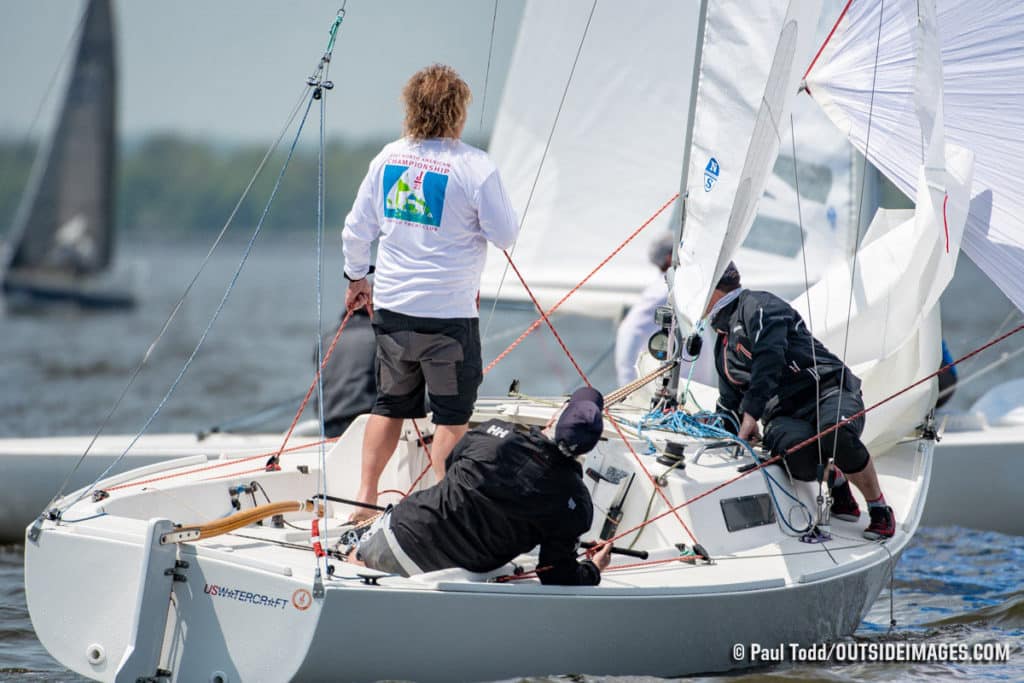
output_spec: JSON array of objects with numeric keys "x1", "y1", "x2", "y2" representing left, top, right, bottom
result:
[
  {"x1": 591, "y1": 541, "x2": 613, "y2": 572},
  {"x1": 346, "y1": 278, "x2": 373, "y2": 318},
  {"x1": 738, "y1": 413, "x2": 761, "y2": 444}
]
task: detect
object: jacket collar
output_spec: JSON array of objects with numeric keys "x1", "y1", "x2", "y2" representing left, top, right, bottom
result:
[{"x1": 710, "y1": 288, "x2": 744, "y2": 333}]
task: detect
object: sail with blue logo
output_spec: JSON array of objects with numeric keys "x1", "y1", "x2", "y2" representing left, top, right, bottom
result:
[{"x1": 672, "y1": 0, "x2": 822, "y2": 329}]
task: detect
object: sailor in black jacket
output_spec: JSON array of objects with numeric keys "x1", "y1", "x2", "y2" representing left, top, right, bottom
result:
[
  {"x1": 354, "y1": 387, "x2": 612, "y2": 583},
  {"x1": 704, "y1": 263, "x2": 896, "y2": 540}
]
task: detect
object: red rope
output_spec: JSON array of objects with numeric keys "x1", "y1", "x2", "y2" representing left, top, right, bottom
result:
[
  {"x1": 781, "y1": 322, "x2": 1024, "y2": 457},
  {"x1": 105, "y1": 436, "x2": 338, "y2": 491},
  {"x1": 501, "y1": 248, "x2": 698, "y2": 544},
  {"x1": 500, "y1": 251, "x2": 592, "y2": 385},
  {"x1": 483, "y1": 193, "x2": 678, "y2": 376},
  {"x1": 602, "y1": 456, "x2": 782, "y2": 549},
  {"x1": 106, "y1": 314, "x2": 358, "y2": 491},
  {"x1": 273, "y1": 311, "x2": 354, "y2": 459},
  {"x1": 591, "y1": 321, "x2": 1024, "y2": 550},
  {"x1": 802, "y1": 0, "x2": 854, "y2": 82},
  {"x1": 405, "y1": 419, "x2": 434, "y2": 496}
]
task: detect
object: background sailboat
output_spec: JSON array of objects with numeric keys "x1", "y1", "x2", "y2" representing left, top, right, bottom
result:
[{"x1": 1, "y1": 0, "x2": 134, "y2": 310}]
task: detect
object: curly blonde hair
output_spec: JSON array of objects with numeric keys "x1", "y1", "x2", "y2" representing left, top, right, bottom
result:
[{"x1": 402, "y1": 64, "x2": 471, "y2": 140}]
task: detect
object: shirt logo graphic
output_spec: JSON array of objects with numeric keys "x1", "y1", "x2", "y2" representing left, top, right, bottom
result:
[
  {"x1": 704, "y1": 157, "x2": 720, "y2": 192},
  {"x1": 567, "y1": 497, "x2": 577, "y2": 511},
  {"x1": 486, "y1": 424, "x2": 510, "y2": 439},
  {"x1": 383, "y1": 164, "x2": 448, "y2": 227}
]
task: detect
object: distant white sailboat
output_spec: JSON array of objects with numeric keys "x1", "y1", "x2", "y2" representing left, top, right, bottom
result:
[{"x1": 1, "y1": 0, "x2": 135, "y2": 310}]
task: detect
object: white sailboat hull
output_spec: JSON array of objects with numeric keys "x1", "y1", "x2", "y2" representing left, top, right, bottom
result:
[
  {"x1": 24, "y1": 407, "x2": 932, "y2": 681},
  {"x1": 924, "y1": 424, "x2": 1024, "y2": 535},
  {"x1": 0, "y1": 431, "x2": 302, "y2": 542}
]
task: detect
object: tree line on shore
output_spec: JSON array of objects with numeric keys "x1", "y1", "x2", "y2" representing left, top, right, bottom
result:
[{"x1": 1, "y1": 134, "x2": 492, "y2": 237}]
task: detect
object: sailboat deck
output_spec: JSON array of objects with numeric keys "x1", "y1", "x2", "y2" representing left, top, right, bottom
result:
[{"x1": 50, "y1": 406, "x2": 924, "y2": 598}]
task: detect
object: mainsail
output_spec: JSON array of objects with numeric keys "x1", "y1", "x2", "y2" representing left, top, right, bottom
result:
[
  {"x1": 804, "y1": 0, "x2": 1024, "y2": 315},
  {"x1": 483, "y1": 1, "x2": 846, "y2": 317},
  {"x1": 672, "y1": 0, "x2": 822, "y2": 329},
  {"x1": 3, "y1": 0, "x2": 117, "y2": 283}
]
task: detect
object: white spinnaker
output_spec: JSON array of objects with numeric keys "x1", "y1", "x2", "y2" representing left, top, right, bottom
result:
[
  {"x1": 805, "y1": 0, "x2": 1024, "y2": 315},
  {"x1": 481, "y1": 1, "x2": 700, "y2": 315},
  {"x1": 796, "y1": 0, "x2": 974, "y2": 452},
  {"x1": 673, "y1": 0, "x2": 822, "y2": 329}
]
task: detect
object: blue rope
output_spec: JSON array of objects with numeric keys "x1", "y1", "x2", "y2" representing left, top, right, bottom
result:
[{"x1": 634, "y1": 408, "x2": 813, "y2": 534}]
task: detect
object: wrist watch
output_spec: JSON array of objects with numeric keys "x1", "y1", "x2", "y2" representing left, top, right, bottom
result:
[{"x1": 344, "y1": 265, "x2": 375, "y2": 282}]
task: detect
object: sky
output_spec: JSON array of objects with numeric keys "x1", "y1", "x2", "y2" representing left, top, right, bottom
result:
[{"x1": 0, "y1": 0, "x2": 525, "y2": 144}]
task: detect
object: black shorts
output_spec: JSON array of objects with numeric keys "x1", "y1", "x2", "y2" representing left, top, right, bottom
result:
[
  {"x1": 762, "y1": 386, "x2": 870, "y2": 481},
  {"x1": 370, "y1": 308, "x2": 482, "y2": 425}
]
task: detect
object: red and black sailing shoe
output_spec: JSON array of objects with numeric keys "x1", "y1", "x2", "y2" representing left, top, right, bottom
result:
[
  {"x1": 830, "y1": 480, "x2": 861, "y2": 522},
  {"x1": 863, "y1": 505, "x2": 896, "y2": 540}
]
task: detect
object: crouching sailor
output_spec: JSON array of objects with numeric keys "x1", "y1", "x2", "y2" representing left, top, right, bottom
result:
[
  {"x1": 352, "y1": 388, "x2": 613, "y2": 584},
  {"x1": 705, "y1": 263, "x2": 896, "y2": 540}
]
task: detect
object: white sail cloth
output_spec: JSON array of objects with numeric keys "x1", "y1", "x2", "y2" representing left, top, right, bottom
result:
[
  {"x1": 673, "y1": 0, "x2": 822, "y2": 329},
  {"x1": 805, "y1": 0, "x2": 1024, "y2": 315},
  {"x1": 797, "y1": 0, "x2": 974, "y2": 452},
  {"x1": 483, "y1": 1, "x2": 855, "y2": 319},
  {"x1": 482, "y1": 1, "x2": 700, "y2": 315}
]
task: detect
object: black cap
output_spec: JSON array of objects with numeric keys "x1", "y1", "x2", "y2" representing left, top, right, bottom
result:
[
  {"x1": 555, "y1": 387, "x2": 605, "y2": 456},
  {"x1": 715, "y1": 261, "x2": 741, "y2": 291}
]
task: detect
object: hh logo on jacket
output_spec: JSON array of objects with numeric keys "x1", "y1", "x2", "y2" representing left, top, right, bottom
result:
[{"x1": 383, "y1": 164, "x2": 448, "y2": 227}]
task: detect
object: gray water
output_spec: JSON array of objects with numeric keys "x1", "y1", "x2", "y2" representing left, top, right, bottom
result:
[{"x1": 1, "y1": 239, "x2": 1022, "y2": 681}]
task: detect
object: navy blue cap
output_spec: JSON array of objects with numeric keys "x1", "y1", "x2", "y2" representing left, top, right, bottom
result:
[{"x1": 555, "y1": 387, "x2": 605, "y2": 456}]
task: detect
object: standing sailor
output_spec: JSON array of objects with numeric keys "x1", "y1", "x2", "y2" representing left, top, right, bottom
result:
[
  {"x1": 342, "y1": 64, "x2": 520, "y2": 518},
  {"x1": 614, "y1": 233, "x2": 673, "y2": 386}
]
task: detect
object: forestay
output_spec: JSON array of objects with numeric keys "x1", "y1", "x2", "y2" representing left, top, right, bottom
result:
[
  {"x1": 804, "y1": 0, "x2": 1024, "y2": 315},
  {"x1": 672, "y1": 0, "x2": 822, "y2": 329}
]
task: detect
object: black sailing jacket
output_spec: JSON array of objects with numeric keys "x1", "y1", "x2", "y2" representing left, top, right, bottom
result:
[
  {"x1": 710, "y1": 289, "x2": 858, "y2": 424},
  {"x1": 389, "y1": 419, "x2": 601, "y2": 585}
]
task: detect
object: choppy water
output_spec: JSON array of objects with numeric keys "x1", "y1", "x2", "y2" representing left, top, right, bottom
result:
[{"x1": 1, "y1": 239, "x2": 1022, "y2": 681}]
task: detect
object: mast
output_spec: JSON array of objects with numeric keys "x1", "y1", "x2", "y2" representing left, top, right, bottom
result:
[{"x1": 666, "y1": 0, "x2": 709, "y2": 401}]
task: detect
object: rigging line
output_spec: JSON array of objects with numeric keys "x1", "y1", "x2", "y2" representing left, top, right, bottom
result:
[
  {"x1": 60, "y1": 94, "x2": 320, "y2": 514},
  {"x1": 936, "y1": 341, "x2": 1024, "y2": 403},
  {"x1": 314, "y1": 48, "x2": 332, "y2": 583},
  {"x1": 0, "y1": 4, "x2": 88, "y2": 231},
  {"x1": 478, "y1": 0, "x2": 500, "y2": 132},
  {"x1": 480, "y1": 0, "x2": 599, "y2": 343},
  {"x1": 502, "y1": 248, "x2": 698, "y2": 542},
  {"x1": 274, "y1": 312, "x2": 354, "y2": 459},
  {"x1": 782, "y1": 321, "x2": 1024, "y2": 458},
  {"x1": 103, "y1": 435, "x2": 337, "y2": 493},
  {"x1": 45, "y1": 84, "x2": 311, "y2": 509},
  {"x1": 789, "y1": 115, "x2": 825, "y2": 488},
  {"x1": 483, "y1": 192, "x2": 678, "y2": 375},
  {"x1": 831, "y1": 0, "x2": 886, "y2": 471}
]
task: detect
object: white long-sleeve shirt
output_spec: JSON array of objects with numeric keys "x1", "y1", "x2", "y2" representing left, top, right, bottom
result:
[{"x1": 342, "y1": 137, "x2": 519, "y2": 318}]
